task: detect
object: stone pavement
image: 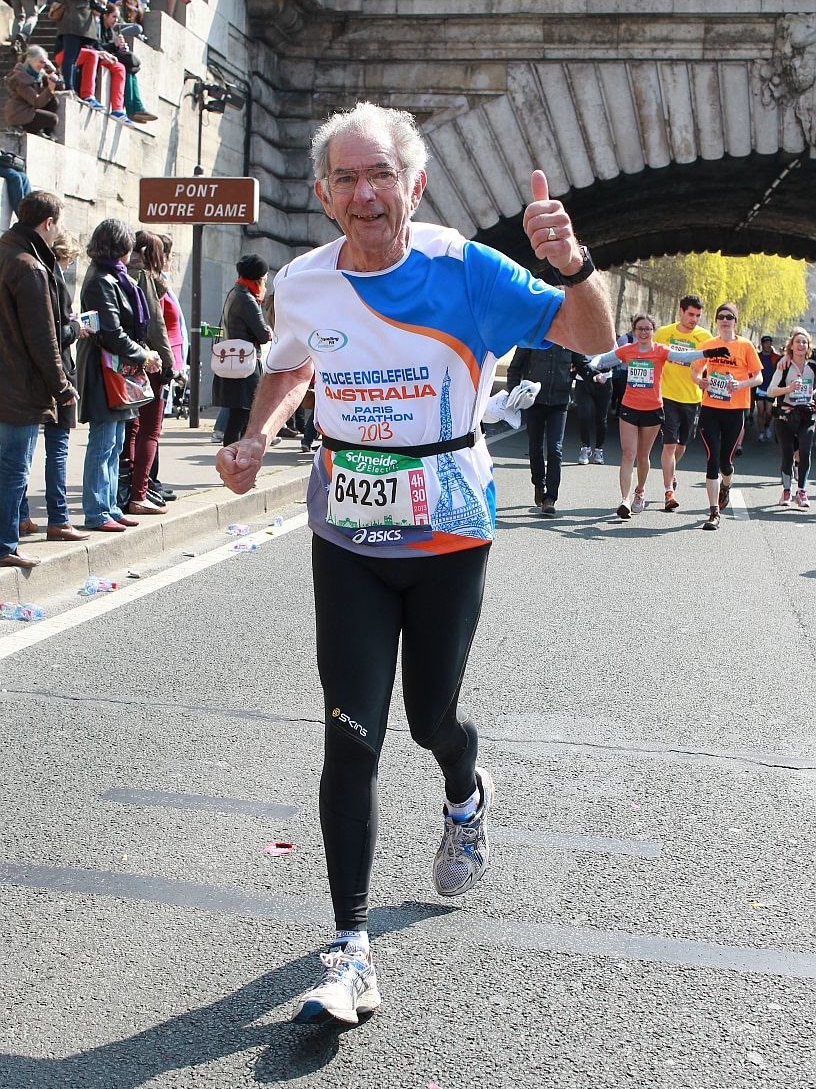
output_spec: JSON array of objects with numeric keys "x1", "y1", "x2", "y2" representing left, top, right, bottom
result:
[{"x1": 0, "y1": 411, "x2": 314, "y2": 603}]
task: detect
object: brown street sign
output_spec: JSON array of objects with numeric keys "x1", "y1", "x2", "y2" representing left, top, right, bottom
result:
[{"x1": 139, "y1": 177, "x2": 259, "y2": 224}]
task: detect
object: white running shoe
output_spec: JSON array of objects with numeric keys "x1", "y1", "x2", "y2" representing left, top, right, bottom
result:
[
  {"x1": 796, "y1": 490, "x2": 810, "y2": 509},
  {"x1": 631, "y1": 490, "x2": 647, "y2": 514},
  {"x1": 780, "y1": 489, "x2": 792, "y2": 507},
  {"x1": 591, "y1": 448, "x2": 604, "y2": 464},
  {"x1": 293, "y1": 945, "x2": 381, "y2": 1025},
  {"x1": 432, "y1": 767, "x2": 495, "y2": 897},
  {"x1": 578, "y1": 446, "x2": 591, "y2": 465}
]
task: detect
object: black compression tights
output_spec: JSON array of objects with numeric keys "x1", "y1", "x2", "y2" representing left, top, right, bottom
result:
[
  {"x1": 311, "y1": 533, "x2": 490, "y2": 931},
  {"x1": 699, "y1": 406, "x2": 745, "y2": 480}
]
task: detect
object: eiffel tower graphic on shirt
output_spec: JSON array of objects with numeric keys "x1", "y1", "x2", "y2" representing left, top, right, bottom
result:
[{"x1": 432, "y1": 369, "x2": 491, "y2": 539}]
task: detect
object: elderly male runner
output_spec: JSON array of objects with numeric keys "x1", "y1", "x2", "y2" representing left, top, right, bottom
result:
[{"x1": 217, "y1": 102, "x2": 614, "y2": 1025}]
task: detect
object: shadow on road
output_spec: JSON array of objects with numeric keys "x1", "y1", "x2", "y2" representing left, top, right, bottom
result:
[{"x1": 0, "y1": 901, "x2": 456, "y2": 1088}]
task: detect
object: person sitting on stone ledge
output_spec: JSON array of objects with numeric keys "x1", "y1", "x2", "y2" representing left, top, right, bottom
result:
[
  {"x1": 54, "y1": 29, "x2": 131, "y2": 121},
  {"x1": 4, "y1": 44, "x2": 61, "y2": 139},
  {"x1": 100, "y1": 3, "x2": 156, "y2": 123}
]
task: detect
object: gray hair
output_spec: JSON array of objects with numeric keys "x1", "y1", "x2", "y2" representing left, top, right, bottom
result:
[
  {"x1": 310, "y1": 101, "x2": 428, "y2": 185},
  {"x1": 25, "y1": 45, "x2": 48, "y2": 64}
]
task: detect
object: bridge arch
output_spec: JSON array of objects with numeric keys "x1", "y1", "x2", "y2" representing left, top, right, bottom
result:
[{"x1": 247, "y1": 4, "x2": 816, "y2": 268}]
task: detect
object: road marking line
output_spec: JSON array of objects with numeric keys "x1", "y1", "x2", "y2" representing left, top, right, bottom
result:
[
  {"x1": 2, "y1": 860, "x2": 814, "y2": 979},
  {"x1": 0, "y1": 513, "x2": 308, "y2": 662},
  {"x1": 730, "y1": 487, "x2": 750, "y2": 520},
  {"x1": 102, "y1": 787, "x2": 299, "y2": 821}
]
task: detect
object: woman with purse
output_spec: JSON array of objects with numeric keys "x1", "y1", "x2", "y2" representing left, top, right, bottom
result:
[
  {"x1": 212, "y1": 253, "x2": 272, "y2": 447},
  {"x1": 76, "y1": 218, "x2": 161, "y2": 531},
  {"x1": 767, "y1": 327, "x2": 816, "y2": 509},
  {"x1": 123, "y1": 230, "x2": 175, "y2": 515}
]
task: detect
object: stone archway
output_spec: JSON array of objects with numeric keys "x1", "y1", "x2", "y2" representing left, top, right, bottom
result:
[{"x1": 247, "y1": 4, "x2": 816, "y2": 268}]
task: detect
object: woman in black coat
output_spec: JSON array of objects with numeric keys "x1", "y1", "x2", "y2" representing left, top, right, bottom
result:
[
  {"x1": 76, "y1": 218, "x2": 161, "y2": 531},
  {"x1": 212, "y1": 253, "x2": 272, "y2": 446}
]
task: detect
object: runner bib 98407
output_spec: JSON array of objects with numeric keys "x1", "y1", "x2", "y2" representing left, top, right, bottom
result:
[{"x1": 708, "y1": 371, "x2": 732, "y2": 402}]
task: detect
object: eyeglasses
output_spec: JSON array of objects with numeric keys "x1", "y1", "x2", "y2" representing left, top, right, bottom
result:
[
  {"x1": 326, "y1": 168, "x2": 405, "y2": 193},
  {"x1": 633, "y1": 326, "x2": 654, "y2": 332},
  {"x1": 716, "y1": 314, "x2": 736, "y2": 321}
]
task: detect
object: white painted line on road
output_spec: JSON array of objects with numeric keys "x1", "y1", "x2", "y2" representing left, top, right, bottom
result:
[
  {"x1": 0, "y1": 512, "x2": 308, "y2": 663},
  {"x1": 730, "y1": 487, "x2": 750, "y2": 520}
]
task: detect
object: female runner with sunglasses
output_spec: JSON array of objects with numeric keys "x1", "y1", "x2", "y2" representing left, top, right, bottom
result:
[{"x1": 691, "y1": 302, "x2": 763, "y2": 530}]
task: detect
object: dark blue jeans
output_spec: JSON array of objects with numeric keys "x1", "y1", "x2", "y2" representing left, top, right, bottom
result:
[
  {"x1": 18, "y1": 421, "x2": 70, "y2": 527},
  {"x1": 526, "y1": 403, "x2": 568, "y2": 500},
  {"x1": 0, "y1": 421, "x2": 38, "y2": 557}
]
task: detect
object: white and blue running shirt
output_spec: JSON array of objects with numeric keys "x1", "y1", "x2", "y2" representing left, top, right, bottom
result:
[{"x1": 265, "y1": 222, "x2": 564, "y2": 558}]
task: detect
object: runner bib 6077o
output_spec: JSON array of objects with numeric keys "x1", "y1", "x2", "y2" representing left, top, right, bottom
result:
[
  {"x1": 628, "y1": 361, "x2": 655, "y2": 389},
  {"x1": 327, "y1": 449, "x2": 433, "y2": 544}
]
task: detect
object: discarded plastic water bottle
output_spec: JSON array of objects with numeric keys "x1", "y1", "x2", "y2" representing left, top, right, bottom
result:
[
  {"x1": 226, "y1": 523, "x2": 249, "y2": 536},
  {"x1": 82, "y1": 576, "x2": 118, "y2": 596},
  {"x1": 272, "y1": 516, "x2": 284, "y2": 528},
  {"x1": 230, "y1": 540, "x2": 258, "y2": 553},
  {"x1": 0, "y1": 601, "x2": 44, "y2": 621}
]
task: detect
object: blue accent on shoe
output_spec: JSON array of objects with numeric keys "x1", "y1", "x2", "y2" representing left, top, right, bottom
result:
[{"x1": 82, "y1": 96, "x2": 105, "y2": 110}]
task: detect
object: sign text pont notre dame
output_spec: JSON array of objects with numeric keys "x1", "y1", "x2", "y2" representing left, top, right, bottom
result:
[{"x1": 139, "y1": 177, "x2": 259, "y2": 225}]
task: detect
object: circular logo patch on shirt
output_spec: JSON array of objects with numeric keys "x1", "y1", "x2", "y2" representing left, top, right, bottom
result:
[{"x1": 308, "y1": 329, "x2": 348, "y2": 352}]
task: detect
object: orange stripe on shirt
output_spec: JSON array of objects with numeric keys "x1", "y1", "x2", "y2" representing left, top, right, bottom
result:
[{"x1": 357, "y1": 297, "x2": 481, "y2": 389}]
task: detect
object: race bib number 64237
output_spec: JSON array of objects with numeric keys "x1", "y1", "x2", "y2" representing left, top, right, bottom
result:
[{"x1": 327, "y1": 448, "x2": 433, "y2": 544}]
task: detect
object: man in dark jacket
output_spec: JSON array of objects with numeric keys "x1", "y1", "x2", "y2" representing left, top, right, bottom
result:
[
  {"x1": 0, "y1": 190, "x2": 77, "y2": 568},
  {"x1": 507, "y1": 342, "x2": 585, "y2": 516}
]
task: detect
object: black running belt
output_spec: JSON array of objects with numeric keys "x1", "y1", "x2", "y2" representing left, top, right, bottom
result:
[{"x1": 321, "y1": 430, "x2": 481, "y2": 459}]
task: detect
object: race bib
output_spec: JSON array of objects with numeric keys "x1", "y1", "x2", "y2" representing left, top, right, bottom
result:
[
  {"x1": 708, "y1": 371, "x2": 732, "y2": 402},
  {"x1": 327, "y1": 449, "x2": 433, "y2": 545},
  {"x1": 628, "y1": 362, "x2": 654, "y2": 389},
  {"x1": 790, "y1": 376, "x2": 813, "y2": 406}
]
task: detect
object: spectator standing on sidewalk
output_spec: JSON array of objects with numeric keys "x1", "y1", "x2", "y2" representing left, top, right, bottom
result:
[
  {"x1": 123, "y1": 229, "x2": 174, "y2": 515},
  {"x1": 76, "y1": 217, "x2": 162, "y2": 532},
  {"x1": 0, "y1": 190, "x2": 77, "y2": 569},
  {"x1": 506, "y1": 341, "x2": 584, "y2": 516},
  {"x1": 18, "y1": 230, "x2": 91, "y2": 542},
  {"x1": 654, "y1": 294, "x2": 711, "y2": 511},
  {"x1": 212, "y1": 253, "x2": 271, "y2": 447}
]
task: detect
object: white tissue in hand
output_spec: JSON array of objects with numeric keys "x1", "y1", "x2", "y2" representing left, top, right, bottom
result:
[
  {"x1": 483, "y1": 390, "x2": 509, "y2": 423},
  {"x1": 506, "y1": 380, "x2": 541, "y2": 411},
  {"x1": 483, "y1": 390, "x2": 522, "y2": 429}
]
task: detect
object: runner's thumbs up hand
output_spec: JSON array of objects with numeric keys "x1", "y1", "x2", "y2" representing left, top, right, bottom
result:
[{"x1": 523, "y1": 170, "x2": 579, "y2": 270}]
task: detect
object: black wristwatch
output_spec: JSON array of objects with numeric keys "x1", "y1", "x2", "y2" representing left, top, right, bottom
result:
[{"x1": 548, "y1": 245, "x2": 595, "y2": 288}]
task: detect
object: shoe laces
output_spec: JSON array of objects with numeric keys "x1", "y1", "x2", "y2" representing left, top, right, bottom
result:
[{"x1": 317, "y1": 948, "x2": 367, "y2": 985}]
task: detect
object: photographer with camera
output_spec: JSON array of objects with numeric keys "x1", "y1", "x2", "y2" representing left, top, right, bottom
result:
[{"x1": 4, "y1": 44, "x2": 61, "y2": 138}]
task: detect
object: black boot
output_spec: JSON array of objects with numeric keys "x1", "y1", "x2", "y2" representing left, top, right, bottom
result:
[{"x1": 533, "y1": 484, "x2": 544, "y2": 509}]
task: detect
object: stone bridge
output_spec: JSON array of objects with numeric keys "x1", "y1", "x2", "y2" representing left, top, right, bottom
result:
[{"x1": 245, "y1": 1, "x2": 816, "y2": 270}]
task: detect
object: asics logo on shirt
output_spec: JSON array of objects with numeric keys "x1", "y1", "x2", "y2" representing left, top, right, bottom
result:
[
  {"x1": 351, "y1": 528, "x2": 404, "y2": 545},
  {"x1": 308, "y1": 329, "x2": 348, "y2": 352}
]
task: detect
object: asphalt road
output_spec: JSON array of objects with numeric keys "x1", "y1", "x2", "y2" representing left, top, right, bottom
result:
[{"x1": 1, "y1": 418, "x2": 814, "y2": 1089}]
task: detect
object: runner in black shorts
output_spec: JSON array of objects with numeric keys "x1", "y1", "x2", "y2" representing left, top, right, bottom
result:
[{"x1": 591, "y1": 314, "x2": 726, "y2": 520}]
